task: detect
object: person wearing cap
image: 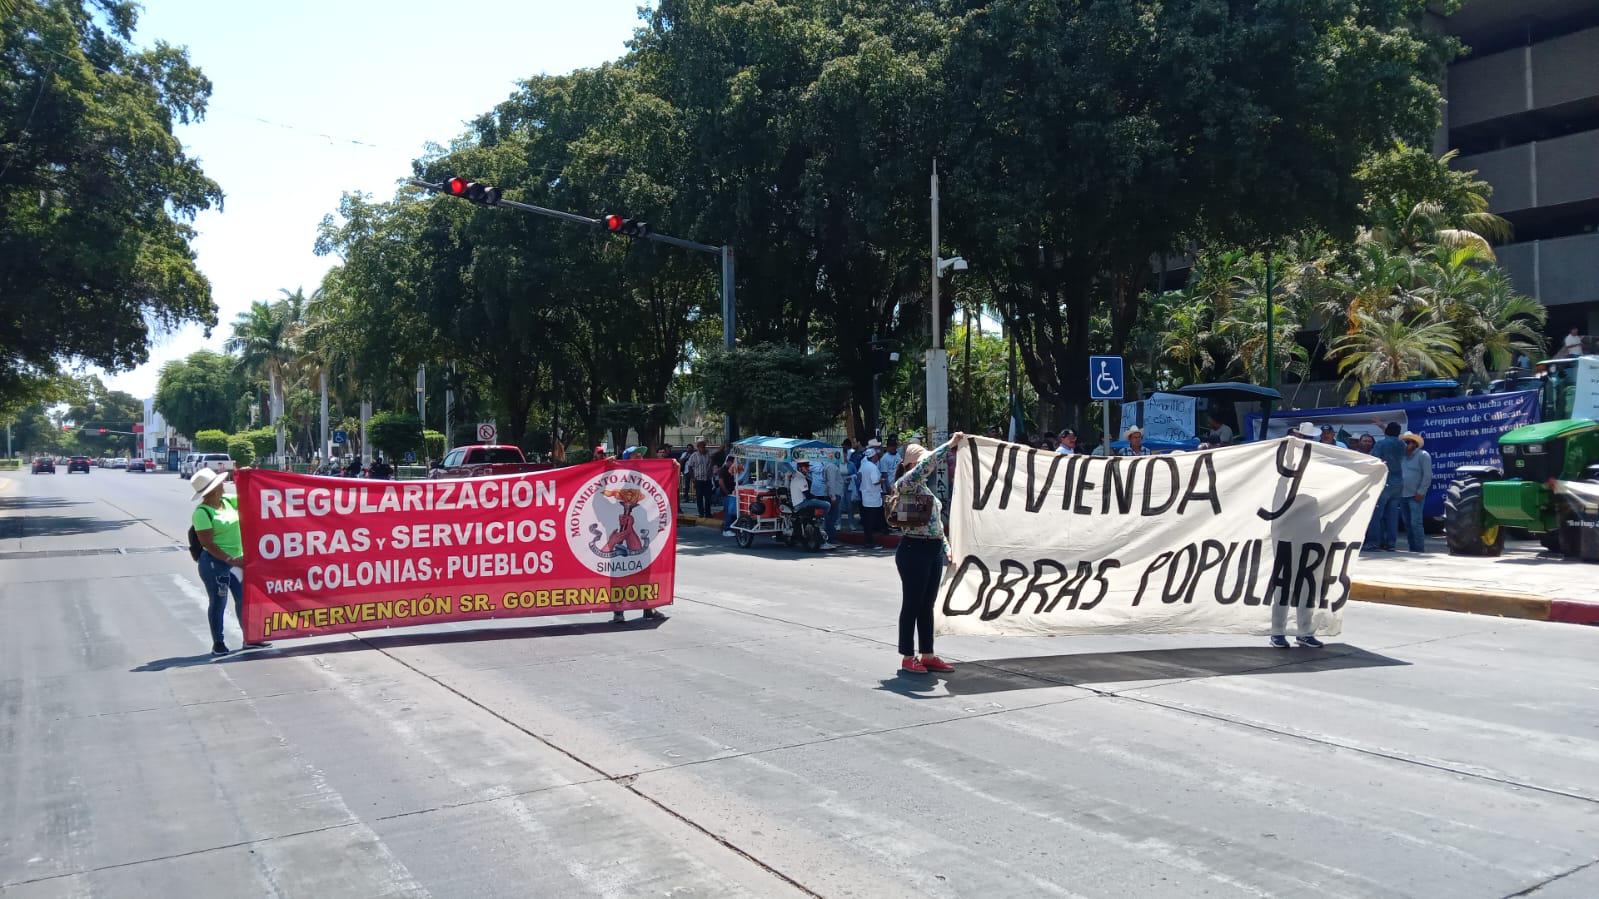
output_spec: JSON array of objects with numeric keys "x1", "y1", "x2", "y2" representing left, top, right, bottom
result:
[
  {"x1": 787, "y1": 459, "x2": 835, "y2": 549},
  {"x1": 1118, "y1": 426, "x2": 1152, "y2": 457},
  {"x1": 1318, "y1": 425, "x2": 1347, "y2": 449},
  {"x1": 1399, "y1": 432, "x2": 1433, "y2": 552},
  {"x1": 189, "y1": 470, "x2": 267, "y2": 655},
  {"x1": 891, "y1": 433, "x2": 966, "y2": 675},
  {"x1": 685, "y1": 438, "x2": 715, "y2": 519},
  {"x1": 1367, "y1": 422, "x2": 1406, "y2": 551},
  {"x1": 1056, "y1": 429, "x2": 1079, "y2": 455},
  {"x1": 592, "y1": 444, "x2": 608, "y2": 460},
  {"x1": 858, "y1": 442, "x2": 887, "y2": 546}
]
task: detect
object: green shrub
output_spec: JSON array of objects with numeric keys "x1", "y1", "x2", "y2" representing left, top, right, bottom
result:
[
  {"x1": 195, "y1": 429, "x2": 228, "y2": 452},
  {"x1": 367, "y1": 411, "x2": 423, "y2": 461},
  {"x1": 424, "y1": 429, "x2": 446, "y2": 460},
  {"x1": 227, "y1": 436, "x2": 255, "y2": 467},
  {"x1": 240, "y1": 427, "x2": 277, "y2": 459}
]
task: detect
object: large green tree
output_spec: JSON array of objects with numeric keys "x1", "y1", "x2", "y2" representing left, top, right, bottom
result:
[
  {"x1": 939, "y1": 0, "x2": 1456, "y2": 429},
  {"x1": 154, "y1": 349, "x2": 236, "y2": 439},
  {"x1": 0, "y1": 0, "x2": 222, "y2": 410}
]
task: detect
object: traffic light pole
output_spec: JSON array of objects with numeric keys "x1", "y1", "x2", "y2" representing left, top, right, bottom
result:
[{"x1": 410, "y1": 178, "x2": 737, "y2": 446}]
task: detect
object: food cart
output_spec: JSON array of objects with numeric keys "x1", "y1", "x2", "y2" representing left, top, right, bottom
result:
[{"x1": 728, "y1": 436, "x2": 844, "y2": 550}]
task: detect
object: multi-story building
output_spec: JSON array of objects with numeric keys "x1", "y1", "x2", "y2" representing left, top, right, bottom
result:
[{"x1": 1442, "y1": 0, "x2": 1599, "y2": 342}]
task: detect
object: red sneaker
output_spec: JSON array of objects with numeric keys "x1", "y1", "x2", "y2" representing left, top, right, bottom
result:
[
  {"x1": 901, "y1": 656, "x2": 928, "y2": 674},
  {"x1": 920, "y1": 656, "x2": 955, "y2": 673}
]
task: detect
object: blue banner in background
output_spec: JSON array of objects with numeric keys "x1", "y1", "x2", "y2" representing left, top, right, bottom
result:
[{"x1": 1247, "y1": 389, "x2": 1542, "y2": 517}]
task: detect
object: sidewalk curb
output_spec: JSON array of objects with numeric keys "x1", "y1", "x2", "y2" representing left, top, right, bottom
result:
[{"x1": 1350, "y1": 581, "x2": 1599, "y2": 625}]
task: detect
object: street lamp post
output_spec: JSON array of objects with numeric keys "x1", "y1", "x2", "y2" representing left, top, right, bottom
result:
[{"x1": 927, "y1": 160, "x2": 967, "y2": 447}]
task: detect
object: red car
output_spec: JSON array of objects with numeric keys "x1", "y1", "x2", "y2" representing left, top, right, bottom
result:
[{"x1": 125, "y1": 459, "x2": 148, "y2": 473}]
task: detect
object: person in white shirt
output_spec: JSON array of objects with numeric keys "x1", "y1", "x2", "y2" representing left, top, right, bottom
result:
[
  {"x1": 1206, "y1": 414, "x2": 1234, "y2": 445},
  {"x1": 1562, "y1": 327, "x2": 1585, "y2": 358},
  {"x1": 787, "y1": 460, "x2": 834, "y2": 549},
  {"x1": 858, "y1": 445, "x2": 887, "y2": 548}
]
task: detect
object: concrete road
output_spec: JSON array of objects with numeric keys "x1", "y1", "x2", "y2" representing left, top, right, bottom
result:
[{"x1": 2, "y1": 467, "x2": 1597, "y2": 898}]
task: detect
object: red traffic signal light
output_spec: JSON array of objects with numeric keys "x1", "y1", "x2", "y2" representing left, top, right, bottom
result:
[
  {"x1": 439, "y1": 175, "x2": 500, "y2": 206},
  {"x1": 601, "y1": 214, "x2": 648, "y2": 238}
]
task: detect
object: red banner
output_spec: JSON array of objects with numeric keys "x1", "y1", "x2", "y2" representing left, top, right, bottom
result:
[{"x1": 236, "y1": 462, "x2": 678, "y2": 643}]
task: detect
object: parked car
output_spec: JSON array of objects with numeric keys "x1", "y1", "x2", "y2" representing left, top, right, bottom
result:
[
  {"x1": 32, "y1": 457, "x2": 56, "y2": 474},
  {"x1": 126, "y1": 458, "x2": 148, "y2": 472},
  {"x1": 179, "y1": 453, "x2": 203, "y2": 477},
  {"x1": 432, "y1": 444, "x2": 553, "y2": 479},
  {"x1": 67, "y1": 456, "x2": 92, "y2": 473},
  {"x1": 199, "y1": 453, "x2": 235, "y2": 474}
]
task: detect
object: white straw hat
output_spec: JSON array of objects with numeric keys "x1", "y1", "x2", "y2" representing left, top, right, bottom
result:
[{"x1": 189, "y1": 468, "x2": 227, "y2": 504}]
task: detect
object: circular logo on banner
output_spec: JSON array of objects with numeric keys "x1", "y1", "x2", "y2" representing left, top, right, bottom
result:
[{"x1": 566, "y1": 468, "x2": 673, "y2": 576}]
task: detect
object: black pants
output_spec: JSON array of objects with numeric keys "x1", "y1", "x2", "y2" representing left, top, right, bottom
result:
[
  {"x1": 861, "y1": 505, "x2": 885, "y2": 541},
  {"x1": 896, "y1": 536, "x2": 943, "y2": 656},
  {"x1": 695, "y1": 479, "x2": 713, "y2": 517}
]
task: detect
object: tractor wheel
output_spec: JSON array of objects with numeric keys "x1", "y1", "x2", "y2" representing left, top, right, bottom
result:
[{"x1": 1444, "y1": 477, "x2": 1504, "y2": 557}]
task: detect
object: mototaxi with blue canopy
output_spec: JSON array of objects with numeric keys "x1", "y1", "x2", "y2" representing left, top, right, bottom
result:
[{"x1": 728, "y1": 437, "x2": 844, "y2": 547}]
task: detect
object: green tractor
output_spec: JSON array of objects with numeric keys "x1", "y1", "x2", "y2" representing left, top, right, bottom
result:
[{"x1": 1444, "y1": 356, "x2": 1599, "y2": 558}]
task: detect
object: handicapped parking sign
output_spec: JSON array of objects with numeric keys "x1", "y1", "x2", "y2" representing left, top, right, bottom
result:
[
  {"x1": 332, "y1": 429, "x2": 347, "y2": 445},
  {"x1": 1089, "y1": 356, "x2": 1124, "y2": 401}
]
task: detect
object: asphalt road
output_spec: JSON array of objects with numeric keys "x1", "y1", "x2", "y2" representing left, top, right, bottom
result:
[{"x1": 2, "y1": 466, "x2": 1597, "y2": 898}]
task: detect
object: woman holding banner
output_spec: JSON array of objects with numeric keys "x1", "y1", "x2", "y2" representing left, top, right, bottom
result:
[
  {"x1": 189, "y1": 469, "x2": 268, "y2": 655},
  {"x1": 892, "y1": 432, "x2": 965, "y2": 675}
]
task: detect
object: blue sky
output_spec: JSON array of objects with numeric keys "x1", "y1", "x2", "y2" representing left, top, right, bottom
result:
[{"x1": 106, "y1": 0, "x2": 644, "y2": 398}]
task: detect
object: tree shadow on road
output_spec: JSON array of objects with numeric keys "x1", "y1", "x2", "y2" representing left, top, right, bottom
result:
[
  {"x1": 0, "y1": 496, "x2": 85, "y2": 510},
  {"x1": 131, "y1": 615, "x2": 671, "y2": 671},
  {"x1": 929, "y1": 644, "x2": 1408, "y2": 697}
]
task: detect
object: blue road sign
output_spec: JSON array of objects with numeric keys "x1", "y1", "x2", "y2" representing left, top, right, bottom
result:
[
  {"x1": 1089, "y1": 356, "x2": 1124, "y2": 401},
  {"x1": 332, "y1": 429, "x2": 348, "y2": 445}
]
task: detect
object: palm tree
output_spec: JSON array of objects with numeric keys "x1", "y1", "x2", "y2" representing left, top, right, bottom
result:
[
  {"x1": 224, "y1": 290, "x2": 308, "y2": 461},
  {"x1": 1447, "y1": 272, "x2": 1547, "y2": 384},
  {"x1": 1331, "y1": 310, "x2": 1463, "y2": 400}
]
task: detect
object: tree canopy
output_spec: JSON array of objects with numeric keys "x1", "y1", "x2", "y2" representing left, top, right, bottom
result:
[{"x1": 1, "y1": 0, "x2": 221, "y2": 412}]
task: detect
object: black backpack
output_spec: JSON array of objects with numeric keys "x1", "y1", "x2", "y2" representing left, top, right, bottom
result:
[{"x1": 187, "y1": 505, "x2": 217, "y2": 561}]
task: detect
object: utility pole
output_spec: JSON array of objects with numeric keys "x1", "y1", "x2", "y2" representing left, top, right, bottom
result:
[
  {"x1": 1264, "y1": 252, "x2": 1276, "y2": 389},
  {"x1": 445, "y1": 362, "x2": 456, "y2": 452},
  {"x1": 927, "y1": 160, "x2": 950, "y2": 447},
  {"x1": 319, "y1": 370, "x2": 329, "y2": 463},
  {"x1": 411, "y1": 177, "x2": 738, "y2": 447}
]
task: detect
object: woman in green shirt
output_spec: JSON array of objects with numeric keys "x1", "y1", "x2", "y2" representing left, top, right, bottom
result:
[{"x1": 190, "y1": 469, "x2": 263, "y2": 655}]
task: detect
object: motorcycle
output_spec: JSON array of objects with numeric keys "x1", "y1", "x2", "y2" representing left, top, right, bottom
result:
[{"x1": 735, "y1": 492, "x2": 826, "y2": 552}]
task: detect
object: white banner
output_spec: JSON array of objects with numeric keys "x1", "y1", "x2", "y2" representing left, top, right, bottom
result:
[
  {"x1": 938, "y1": 436, "x2": 1387, "y2": 637},
  {"x1": 1121, "y1": 392, "x2": 1197, "y2": 443}
]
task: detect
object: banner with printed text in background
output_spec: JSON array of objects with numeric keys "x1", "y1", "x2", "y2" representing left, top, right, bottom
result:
[
  {"x1": 938, "y1": 436, "x2": 1386, "y2": 637},
  {"x1": 237, "y1": 462, "x2": 678, "y2": 643}
]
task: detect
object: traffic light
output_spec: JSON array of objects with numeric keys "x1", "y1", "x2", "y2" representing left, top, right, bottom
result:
[
  {"x1": 602, "y1": 213, "x2": 649, "y2": 238},
  {"x1": 440, "y1": 175, "x2": 501, "y2": 206}
]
